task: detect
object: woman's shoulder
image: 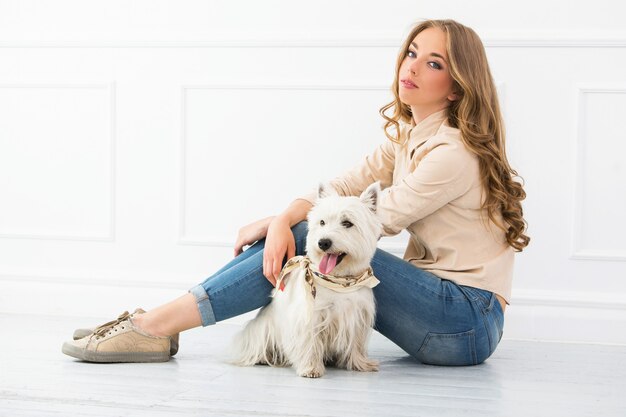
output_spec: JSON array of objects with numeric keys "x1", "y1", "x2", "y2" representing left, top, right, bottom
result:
[
  {"x1": 423, "y1": 121, "x2": 464, "y2": 149},
  {"x1": 421, "y1": 122, "x2": 476, "y2": 163},
  {"x1": 436, "y1": 120, "x2": 462, "y2": 139}
]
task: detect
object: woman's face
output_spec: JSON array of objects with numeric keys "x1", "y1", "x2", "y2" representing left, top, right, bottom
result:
[{"x1": 398, "y1": 27, "x2": 458, "y2": 121}]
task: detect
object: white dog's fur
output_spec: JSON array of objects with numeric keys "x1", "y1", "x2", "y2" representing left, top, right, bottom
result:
[{"x1": 231, "y1": 182, "x2": 383, "y2": 378}]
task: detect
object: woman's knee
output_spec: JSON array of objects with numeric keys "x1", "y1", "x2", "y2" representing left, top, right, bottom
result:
[
  {"x1": 291, "y1": 220, "x2": 308, "y2": 239},
  {"x1": 291, "y1": 221, "x2": 309, "y2": 255}
]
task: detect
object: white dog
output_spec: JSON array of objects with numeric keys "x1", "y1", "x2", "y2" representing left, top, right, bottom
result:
[{"x1": 231, "y1": 182, "x2": 382, "y2": 378}]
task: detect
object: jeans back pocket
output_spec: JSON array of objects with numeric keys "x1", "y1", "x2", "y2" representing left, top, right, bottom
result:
[{"x1": 416, "y1": 329, "x2": 478, "y2": 366}]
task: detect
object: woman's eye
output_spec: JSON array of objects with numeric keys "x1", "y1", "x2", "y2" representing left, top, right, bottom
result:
[
  {"x1": 429, "y1": 61, "x2": 442, "y2": 70},
  {"x1": 342, "y1": 221, "x2": 353, "y2": 228},
  {"x1": 406, "y1": 49, "x2": 416, "y2": 58},
  {"x1": 320, "y1": 220, "x2": 325, "y2": 226}
]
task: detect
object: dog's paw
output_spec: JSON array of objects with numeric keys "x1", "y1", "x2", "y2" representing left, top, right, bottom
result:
[
  {"x1": 299, "y1": 368, "x2": 325, "y2": 378},
  {"x1": 351, "y1": 358, "x2": 379, "y2": 372},
  {"x1": 297, "y1": 363, "x2": 325, "y2": 378}
]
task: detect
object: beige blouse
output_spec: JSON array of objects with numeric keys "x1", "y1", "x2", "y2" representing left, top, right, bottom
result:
[{"x1": 298, "y1": 108, "x2": 515, "y2": 304}]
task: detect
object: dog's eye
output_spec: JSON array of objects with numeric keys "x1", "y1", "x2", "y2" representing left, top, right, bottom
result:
[
  {"x1": 320, "y1": 220, "x2": 325, "y2": 226},
  {"x1": 342, "y1": 220, "x2": 353, "y2": 228}
]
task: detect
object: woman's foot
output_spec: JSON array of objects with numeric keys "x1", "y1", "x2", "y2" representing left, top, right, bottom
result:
[
  {"x1": 72, "y1": 309, "x2": 180, "y2": 356},
  {"x1": 62, "y1": 309, "x2": 171, "y2": 363}
]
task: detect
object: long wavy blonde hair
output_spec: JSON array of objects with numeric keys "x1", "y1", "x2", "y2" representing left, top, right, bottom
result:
[{"x1": 380, "y1": 19, "x2": 530, "y2": 251}]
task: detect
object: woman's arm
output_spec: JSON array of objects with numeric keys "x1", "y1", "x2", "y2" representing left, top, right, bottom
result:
[
  {"x1": 378, "y1": 138, "x2": 476, "y2": 236},
  {"x1": 333, "y1": 141, "x2": 396, "y2": 196}
]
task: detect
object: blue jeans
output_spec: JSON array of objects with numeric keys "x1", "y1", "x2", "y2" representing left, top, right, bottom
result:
[{"x1": 189, "y1": 221, "x2": 504, "y2": 366}]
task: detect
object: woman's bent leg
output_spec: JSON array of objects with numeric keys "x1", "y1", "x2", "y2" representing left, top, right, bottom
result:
[
  {"x1": 371, "y1": 249, "x2": 504, "y2": 366},
  {"x1": 62, "y1": 222, "x2": 310, "y2": 363},
  {"x1": 132, "y1": 222, "x2": 310, "y2": 336},
  {"x1": 190, "y1": 221, "x2": 309, "y2": 326}
]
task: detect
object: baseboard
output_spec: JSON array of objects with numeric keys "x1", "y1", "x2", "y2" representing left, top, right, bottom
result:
[
  {"x1": 500, "y1": 289, "x2": 626, "y2": 345},
  {"x1": 2, "y1": 275, "x2": 625, "y2": 345}
]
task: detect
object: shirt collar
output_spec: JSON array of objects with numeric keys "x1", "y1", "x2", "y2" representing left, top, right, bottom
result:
[{"x1": 407, "y1": 108, "x2": 449, "y2": 145}]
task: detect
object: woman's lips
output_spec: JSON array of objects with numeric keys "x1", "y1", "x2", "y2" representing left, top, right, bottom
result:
[{"x1": 400, "y1": 79, "x2": 417, "y2": 89}]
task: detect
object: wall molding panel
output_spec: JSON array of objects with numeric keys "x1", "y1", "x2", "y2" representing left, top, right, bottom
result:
[
  {"x1": 177, "y1": 84, "x2": 389, "y2": 248},
  {"x1": 571, "y1": 87, "x2": 626, "y2": 262},
  {"x1": 0, "y1": 82, "x2": 116, "y2": 242}
]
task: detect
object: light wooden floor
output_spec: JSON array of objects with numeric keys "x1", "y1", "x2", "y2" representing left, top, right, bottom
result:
[{"x1": 1, "y1": 313, "x2": 625, "y2": 417}]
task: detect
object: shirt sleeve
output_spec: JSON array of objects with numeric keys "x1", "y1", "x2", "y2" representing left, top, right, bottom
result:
[
  {"x1": 296, "y1": 140, "x2": 396, "y2": 205},
  {"x1": 378, "y1": 140, "x2": 476, "y2": 236}
]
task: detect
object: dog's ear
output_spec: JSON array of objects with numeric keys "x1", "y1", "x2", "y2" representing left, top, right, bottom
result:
[
  {"x1": 318, "y1": 182, "x2": 339, "y2": 199},
  {"x1": 359, "y1": 182, "x2": 380, "y2": 213}
]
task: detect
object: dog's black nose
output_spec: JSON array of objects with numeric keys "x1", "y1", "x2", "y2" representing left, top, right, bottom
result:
[{"x1": 318, "y1": 238, "x2": 332, "y2": 251}]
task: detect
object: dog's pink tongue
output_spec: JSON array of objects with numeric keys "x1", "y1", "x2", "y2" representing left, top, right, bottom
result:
[{"x1": 319, "y1": 253, "x2": 339, "y2": 275}]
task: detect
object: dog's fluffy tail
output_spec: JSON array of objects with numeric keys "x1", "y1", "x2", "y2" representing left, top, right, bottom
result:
[{"x1": 230, "y1": 304, "x2": 288, "y2": 367}]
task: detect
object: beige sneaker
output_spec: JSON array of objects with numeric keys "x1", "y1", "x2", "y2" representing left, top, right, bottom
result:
[
  {"x1": 72, "y1": 308, "x2": 180, "y2": 356},
  {"x1": 62, "y1": 310, "x2": 170, "y2": 363}
]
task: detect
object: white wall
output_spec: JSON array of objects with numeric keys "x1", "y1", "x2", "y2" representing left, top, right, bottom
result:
[{"x1": 1, "y1": 0, "x2": 625, "y2": 344}]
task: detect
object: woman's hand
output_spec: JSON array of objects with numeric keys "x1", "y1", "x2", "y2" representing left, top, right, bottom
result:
[
  {"x1": 235, "y1": 199, "x2": 311, "y2": 287},
  {"x1": 233, "y1": 216, "x2": 274, "y2": 257},
  {"x1": 263, "y1": 216, "x2": 296, "y2": 288}
]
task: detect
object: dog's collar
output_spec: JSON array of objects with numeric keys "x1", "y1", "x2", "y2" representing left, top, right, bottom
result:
[{"x1": 276, "y1": 255, "x2": 380, "y2": 298}]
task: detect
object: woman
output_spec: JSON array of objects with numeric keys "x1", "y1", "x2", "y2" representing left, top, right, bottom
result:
[{"x1": 63, "y1": 19, "x2": 529, "y2": 366}]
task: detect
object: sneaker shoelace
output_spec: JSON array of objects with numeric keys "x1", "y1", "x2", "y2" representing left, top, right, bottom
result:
[{"x1": 93, "y1": 310, "x2": 133, "y2": 339}]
